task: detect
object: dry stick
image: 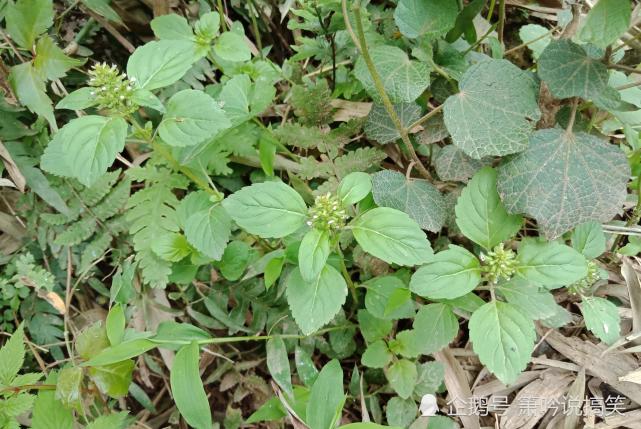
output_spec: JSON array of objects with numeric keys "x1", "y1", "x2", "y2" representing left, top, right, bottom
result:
[
  {"x1": 342, "y1": 0, "x2": 433, "y2": 180},
  {"x1": 609, "y1": 63, "x2": 641, "y2": 75},
  {"x1": 504, "y1": 28, "x2": 556, "y2": 55}
]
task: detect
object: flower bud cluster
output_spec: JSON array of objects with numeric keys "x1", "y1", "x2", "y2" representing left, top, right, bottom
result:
[
  {"x1": 568, "y1": 260, "x2": 601, "y2": 295},
  {"x1": 480, "y1": 243, "x2": 518, "y2": 284},
  {"x1": 307, "y1": 193, "x2": 348, "y2": 232},
  {"x1": 88, "y1": 63, "x2": 137, "y2": 115}
]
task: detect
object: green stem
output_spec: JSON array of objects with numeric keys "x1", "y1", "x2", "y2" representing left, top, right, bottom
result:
[
  {"x1": 498, "y1": 0, "x2": 506, "y2": 44},
  {"x1": 345, "y1": 0, "x2": 432, "y2": 180},
  {"x1": 611, "y1": 174, "x2": 641, "y2": 252},
  {"x1": 407, "y1": 104, "x2": 444, "y2": 131},
  {"x1": 217, "y1": 0, "x2": 227, "y2": 31},
  {"x1": 0, "y1": 384, "x2": 57, "y2": 394},
  {"x1": 337, "y1": 246, "x2": 357, "y2": 302}
]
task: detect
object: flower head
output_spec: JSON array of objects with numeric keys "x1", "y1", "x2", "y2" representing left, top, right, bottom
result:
[
  {"x1": 480, "y1": 243, "x2": 518, "y2": 283},
  {"x1": 88, "y1": 63, "x2": 137, "y2": 115},
  {"x1": 307, "y1": 192, "x2": 348, "y2": 232}
]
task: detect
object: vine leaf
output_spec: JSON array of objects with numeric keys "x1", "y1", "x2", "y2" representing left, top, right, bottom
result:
[
  {"x1": 578, "y1": 0, "x2": 631, "y2": 49},
  {"x1": 393, "y1": 0, "x2": 458, "y2": 39},
  {"x1": 497, "y1": 129, "x2": 630, "y2": 238},
  {"x1": 365, "y1": 102, "x2": 421, "y2": 144},
  {"x1": 371, "y1": 170, "x2": 446, "y2": 232},
  {"x1": 537, "y1": 40, "x2": 609, "y2": 100},
  {"x1": 354, "y1": 45, "x2": 430, "y2": 103},
  {"x1": 434, "y1": 145, "x2": 490, "y2": 183},
  {"x1": 443, "y1": 59, "x2": 541, "y2": 158}
]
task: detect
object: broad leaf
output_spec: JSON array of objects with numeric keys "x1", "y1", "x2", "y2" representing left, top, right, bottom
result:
[
  {"x1": 516, "y1": 240, "x2": 587, "y2": 287},
  {"x1": 364, "y1": 102, "x2": 421, "y2": 144},
  {"x1": 0, "y1": 324, "x2": 25, "y2": 385},
  {"x1": 385, "y1": 359, "x2": 417, "y2": 399},
  {"x1": 33, "y1": 36, "x2": 85, "y2": 80},
  {"x1": 443, "y1": 59, "x2": 540, "y2": 158},
  {"x1": 214, "y1": 31, "x2": 252, "y2": 62},
  {"x1": 357, "y1": 309, "x2": 392, "y2": 343},
  {"x1": 184, "y1": 204, "x2": 232, "y2": 260},
  {"x1": 222, "y1": 181, "x2": 307, "y2": 238},
  {"x1": 354, "y1": 45, "x2": 430, "y2": 103},
  {"x1": 5, "y1": 0, "x2": 53, "y2": 49},
  {"x1": 495, "y1": 279, "x2": 559, "y2": 320},
  {"x1": 497, "y1": 129, "x2": 630, "y2": 238},
  {"x1": 266, "y1": 337, "x2": 294, "y2": 398},
  {"x1": 394, "y1": 0, "x2": 458, "y2": 39},
  {"x1": 337, "y1": 172, "x2": 372, "y2": 205},
  {"x1": 41, "y1": 115, "x2": 127, "y2": 186},
  {"x1": 298, "y1": 229, "x2": 331, "y2": 282},
  {"x1": 286, "y1": 265, "x2": 348, "y2": 335},
  {"x1": 351, "y1": 207, "x2": 433, "y2": 266},
  {"x1": 518, "y1": 24, "x2": 551, "y2": 59},
  {"x1": 579, "y1": 0, "x2": 631, "y2": 49},
  {"x1": 56, "y1": 87, "x2": 96, "y2": 110},
  {"x1": 364, "y1": 276, "x2": 415, "y2": 320},
  {"x1": 386, "y1": 397, "x2": 418, "y2": 429},
  {"x1": 362, "y1": 340, "x2": 392, "y2": 368},
  {"x1": 579, "y1": 296, "x2": 621, "y2": 345},
  {"x1": 170, "y1": 342, "x2": 212, "y2": 429},
  {"x1": 538, "y1": 40, "x2": 609, "y2": 100},
  {"x1": 31, "y1": 373, "x2": 73, "y2": 429},
  {"x1": 151, "y1": 14, "x2": 193, "y2": 40},
  {"x1": 306, "y1": 360, "x2": 344, "y2": 429},
  {"x1": 158, "y1": 89, "x2": 231, "y2": 147},
  {"x1": 410, "y1": 245, "x2": 481, "y2": 299},
  {"x1": 371, "y1": 170, "x2": 446, "y2": 233},
  {"x1": 455, "y1": 167, "x2": 522, "y2": 250},
  {"x1": 468, "y1": 301, "x2": 536, "y2": 384},
  {"x1": 434, "y1": 145, "x2": 489, "y2": 183},
  {"x1": 9, "y1": 62, "x2": 55, "y2": 127},
  {"x1": 571, "y1": 221, "x2": 606, "y2": 259},
  {"x1": 218, "y1": 75, "x2": 276, "y2": 125},
  {"x1": 414, "y1": 361, "x2": 445, "y2": 396},
  {"x1": 127, "y1": 40, "x2": 202, "y2": 90},
  {"x1": 412, "y1": 303, "x2": 459, "y2": 354},
  {"x1": 89, "y1": 360, "x2": 134, "y2": 398}
]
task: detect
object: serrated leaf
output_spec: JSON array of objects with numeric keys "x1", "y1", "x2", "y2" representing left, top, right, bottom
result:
[
  {"x1": 354, "y1": 45, "x2": 430, "y2": 103},
  {"x1": 365, "y1": 102, "x2": 421, "y2": 144},
  {"x1": 371, "y1": 170, "x2": 446, "y2": 233},
  {"x1": 516, "y1": 240, "x2": 587, "y2": 287},
  {"x1": 365, "y1": 276, "x2": 415, "y2": 320},
  {"x1": 222, "y1": 181, "x2": 307, "y2": 238},
  {"x1": 571, "y1": 221, "x2": 606, "y2": 259},
  {"x1": 412, "y1": 303, "x2": 459, "y2": 354},
  {"x1": 455, "y1": 167, "x2": 523, "y2": 250},
  {"x1": 214, "y1": 31, "x2": 252, "y2": 62},
  {"x1": 151, "y1": 14, "x2": 193, "y2": 40},
  {"x1": 495, "y1": 279, "x2": 559, "y2": 320},
  {"x1": 183, "y1": 205, "x2": 231, "y2": 260},
  {"x1": 219, "y1": 75, "x2": 276, "y2": 125},
  {"x1": 443, "y1": 59, "x2": 541, "y2": 158},
  {"x1": 414, "y1": 361, "x2": 444, "y2": 396},
  {"x1": 31, "y1": 373, "x2": 73, "y2": 429},
  {"x1": 127, "y1": 40, "x2": 202, "y2": 90},
  {"x1": 298, "y1": 229, "x2": 330, "y2": 282},
  {"x1": 579, "y1": 296, "x2": 621, "y2": 345},
  {"x1": 538, "y1": 40, "x2": 609, "y2": 100},
  {"x1": 266, "y1": 337, "x2": 294, "y2": 398},
  {"x1": 394, "y1": 0, "x2": 458, "y2": 39},
  {"x1": 56, "y1": 87, "x2": 96, "y2": 110},
  {"x1": 410, "y1": 245, "x2": 481, "y2": 299},
  {"x1": 170, "y1": 342, "x2": 212, "y2": 429},
  {"x1": 0, "y1": 324, "x2": 24, "y2": 385},
  {"x1": 33, "y1": 36, "x2": 84, "y2": 80},
  {"x1": 286, "y1": 265, "x2": 347, "y2": 335},
  {"x1": 9, "y1": 62, "x2": 55, "y2": 126},
  {"x1": 337, "y1": 172, "x2": 372, "y2": 205},
  {"x1": 5, "y1": 0, "x2": 53, "y2": 49},
  {"x1": 434, "y1": 144, "x2": 490, "y2": 183},
  {"x1": 579, "y1": 0, "x2": 631, "y2": 49},
  {"x1": 357, "y1": 309, "x2": 392, "y2": 343},
  {"x1": 497, "y1": 129, "x2": 630, "y2": 238},
  {"x1": 41, "y1": 115, "x2": 127, "y2": 186},
  {"x1": 362, "y1": 340, "x2": 392, "y2": 369},
  {"x1": 386, "y1": 397, "x2": 417, "y2": 428},
  {"x1": 469, "y1": 301, "x2": 536, "y2": 384},
  {"x1": 351, "y1": 207, "x2": 432, "y2": 266},
  {"x1": 55, "y1": 367, "x2": 83, "y2": 408},
  {"x1": 385, "y1": 359, "x2": 417, "y2": 399},
  {"x1": 85, "y1": 412, "x2": 130, "y2": 429}
]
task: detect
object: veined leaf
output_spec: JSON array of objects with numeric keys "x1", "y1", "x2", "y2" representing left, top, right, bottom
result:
[
  {"x1": 306, "y1": 360, "x2": 344, "y2": 429},
  {"x1": 362, "y1": 340, "x2": 392, "y2": 368},
  {"x1": 298, "y1": 229, "x2": 331, "y2": 282},
  {"x1": 497, "y1": 129, "x2": 630, "y2": 238},
  {"x1": 385, "y1": 359, "x2": 417, "y2": 399},
  {"x1": 579, "y1": 0, "x2": 631, "y2": 49},
  {"x1": 170, "y1": 342, "x2": 212, "y2": 429},
  {"x1": 33, "y1": 36, "x2": 85, "y2": 80},
  {"x1": 151, "y1": 14, "x2": 193, "y2": 40},
  {"x1": 41, "y1": 115, "x2": 127, "y2": 186},
  {"x1": 434, "y1": 145, "x2": 489, "y2": 183},
  {"x1": 495, "y1": 279, "x2": 559, "y2": 320},
  {"x1": 412, "y1": 303, "x2": 459, "y2": 354},
  {"x1": 443, "y1": 59, "x2": 541, "y2": 158},
  {"x1": 515, "y1": 240, "x2": 587, "y2": 287},
  {"x1": 365, "y1": 102, "x2": 421, "y2": 144},
  {"x1": 0, "y1": 324, "x2": 25, "y2": 385},
  {"x1": 266, "y1": 337, "x2": 294, "y2": 398},
  {"x1": 5, "y1": 0, "x2": 53, "y2": 49},
  {"x1": 468, "y1": 301, "x2": 535, "y2": 384},
  {"x1": 85, "y1": 412, "x2": 131, "y2": 429},
  {"x1": 127, "y1": 40, "x2": 202, "y2": 90},
  {"x1": 184, "y1": 205, "x2": 232, "y2": 260},
  {"x1": 214, "y1": 31, "x2": 252, "y2": 62},
  {"x1": 518, "y1": 24, "x2": 551, "y2": 59},
  {"x1": 579, "y1": 296, "x2": 621, "y2": 345},
  {"x1": 571, "y1": 221, "x2": 606, "y2": 259},
  {"x1": 9, "y1": 62, "x2": 55, "y2": 127},
  {"x1": 337, "y1": 172, "x2": 372, "y2": 205},
  {"x1": 394, "y1": 0, "x2": 458, "y2": 39}
]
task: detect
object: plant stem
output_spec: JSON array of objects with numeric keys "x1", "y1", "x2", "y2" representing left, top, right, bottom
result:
[
  {"x1": 217, "y1": 0, "x2": 227, "y2": 31},
  {"x1": 565, "y1": 98, "x2": 579, "y2": 134},
  {"x1": 609, "y1": 63, "x2": 641, "y2": 75},
  {"x1": 345, "y1": 0, "x2": 432, "y2": 180},
  {"x1": 407, "y1": 104, "x2": 444, "y2": 131},
  {"x1": 498, "y1": 0, "x2": 506, "y2": 44},
  {"x1": 611, "y1": 174, "x2": 641, "y2": 251},
  {"x1": 504, "y1": 28, "x2": 555, "y2": 55}
]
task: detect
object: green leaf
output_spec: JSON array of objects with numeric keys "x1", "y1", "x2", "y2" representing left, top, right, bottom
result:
[
  {"x1": 371, "y1": 170, "x2": 446, "y2": 233},
  {"x1": 76, "y1": 322, "x2": 110, "y2": 360},
  {"x1": 410, "y1": 245, "x2": 481, "y2": 300},
  {"x1": 5, "y1": 0, "x2": 53, "y2": 49},
  {"x1": 516, "y1": 240, "x2": 587, "y2": 287},
  {"x1": 82, "y1": 0, "x2": 123, "y2": 24},
  {"x1": 351, "y1": 207, "x2": 433, "y2": 266},
  {"x1": 33, "y1": 36, "x2": 84, "y2": 80},
  {"x1": 357, "y1": 309, "x2": 392, "y2": 343},
  {"x1": 434, "y1": 145, "x2": 489, "y2": 183},
  {"x1": 354, "y1": 45, "x2": 430, "y2": 103},
  {"x1": 153, "y1": 322, "x2": 211, "y2": 344},
  {"x1": 266, "y1": 336, "x2": 294, "y2": 398},
  {"x1": 362, "y1": 340, "x2": 392, "y2": 368},
  {"x1": 264, "y1": 256, "x2": 285, "y2": 289},
  {"x1": 246, "y1": 397, "x2": 287, "y2": 423},
  {"x1": 295, "y1": 346, "x2": 319, "y2": 386},
  {"x1": 365, "y1": 102, "x2": 421, "y2": 144},
  {"x1": 31, "y1": 373, "x2": 73, "y2": 429},
  {"x1": 298, "y1": 229, "x2": 331, "y2": 282},
  {"x1": 171, "y1": 342, "x2": 212, "y2": 429},
  {"x1": 8, "y1": 62, "x2": 55, "y2": 126},
  {"x1": 571, "y1": 222, "x2": 606, "y2": 259},
  {"x1": 579, "y1": 0, "x2": 631, "y2": 48},
  {"x1": 455, "y1": 167, "x2": 522, "y2": 249},
  {"x1": 518, "y1": 24, "x2": 551, "y2": 59},
  {"x1": 412, "y1": 303, "x2": 459, "y2": 354},
  {"x1": 222, "y1": 181, "x2": 307, "y2": 238},
  {"x1": 497, "y1": 129, "x2": 630, "y2": 238},
  {"x1": 386, "y1": 397, "x2": 418, "y2": 428},
  {"x1": 0, "y1": 324, "x2": 25, "y2": 385},
  {"x1": 184, "y1": 205, "x2": 232, "y2": 260},
  {"x1": 195, "y1": 12, "x2": 221, "y2": 41},
  {"x1": 468, "y1": 301, "x2": 536, "y2": 384},
  {"x1": 306, "y1": 360, "x2": 344, "y2": 429},
  {"x1": 89, "y1": 360, "x2": 134, "y2": 398},
  {"x1": 394, "y1": 0, "x2": 458, "y2": 39},
  {"x1": 286, "y1": 266, "x2": 348, "y2": 335},
  {"x1": 219, "y1": 241, "x2": 252, "y2": 280},
  {"x1": 40, "y1": 115, "x2": 127, "y2": 187},
  {"x1": 218, "y1": 75, "x2": 276, "y2": 125},
  {"x1": 106, "y1": 304, "x2": 126, "y2": 346},
  {"x1": 443, "y1": 59, "x2": 541, "y2": 158},
  {"x1": 337, "y1": 172, "x2": 372, "y2": 206},
  {"x1": 56, "y1": 87, "x2": 96, "y2": 110},
  {"x1": 151, "y1": 232, "x2": 192, "y2": 262},
  {"x1": 151, "y1": 14, "x2": 193, "y2": 40},
  {"x1": 83, "y1": 339, "x2": 157, "y2": 367},
  {"x1": 495, "y1": 279, "x2": 559, "y2": 320},
  {"x1": 365, "y1": 276, "x2": 415, "y2": 320},
  {"x1": 537, "y1": 40, "x2": 609, "y2": 100},
  {"x1": 214, "y1": 32, "x2": 252, "y2": 62},
  {"x1": 159, "y1": 89, "x2": 230, "y2": 147},
  {"x1": 127, "y1": 40, "x2": 202, "y2": 90},
  {"x1": 339, "y1": 424, "x2": 402, "y2": 429},
  {"x1": 385, "y1": 359, "x2": 417, "y2": 399},
  {"x1": 389, "y1": 330, "x2": 422, "y2": 358},
  {"x1": 55, "y1": 367, "x2": 83, "y2": 408},
  {"x1": 85, "y1": 413, "x2": 130, "y2": 429},
  {"x1": 579, "y1": 296, "x2": 621, "y2": 345},
  {"x1": 414, "y1": 361, "x2": 445, "y2": 396},
  {"x1": 131, "y1": 89, "x2": 165, "y2": 112}
]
